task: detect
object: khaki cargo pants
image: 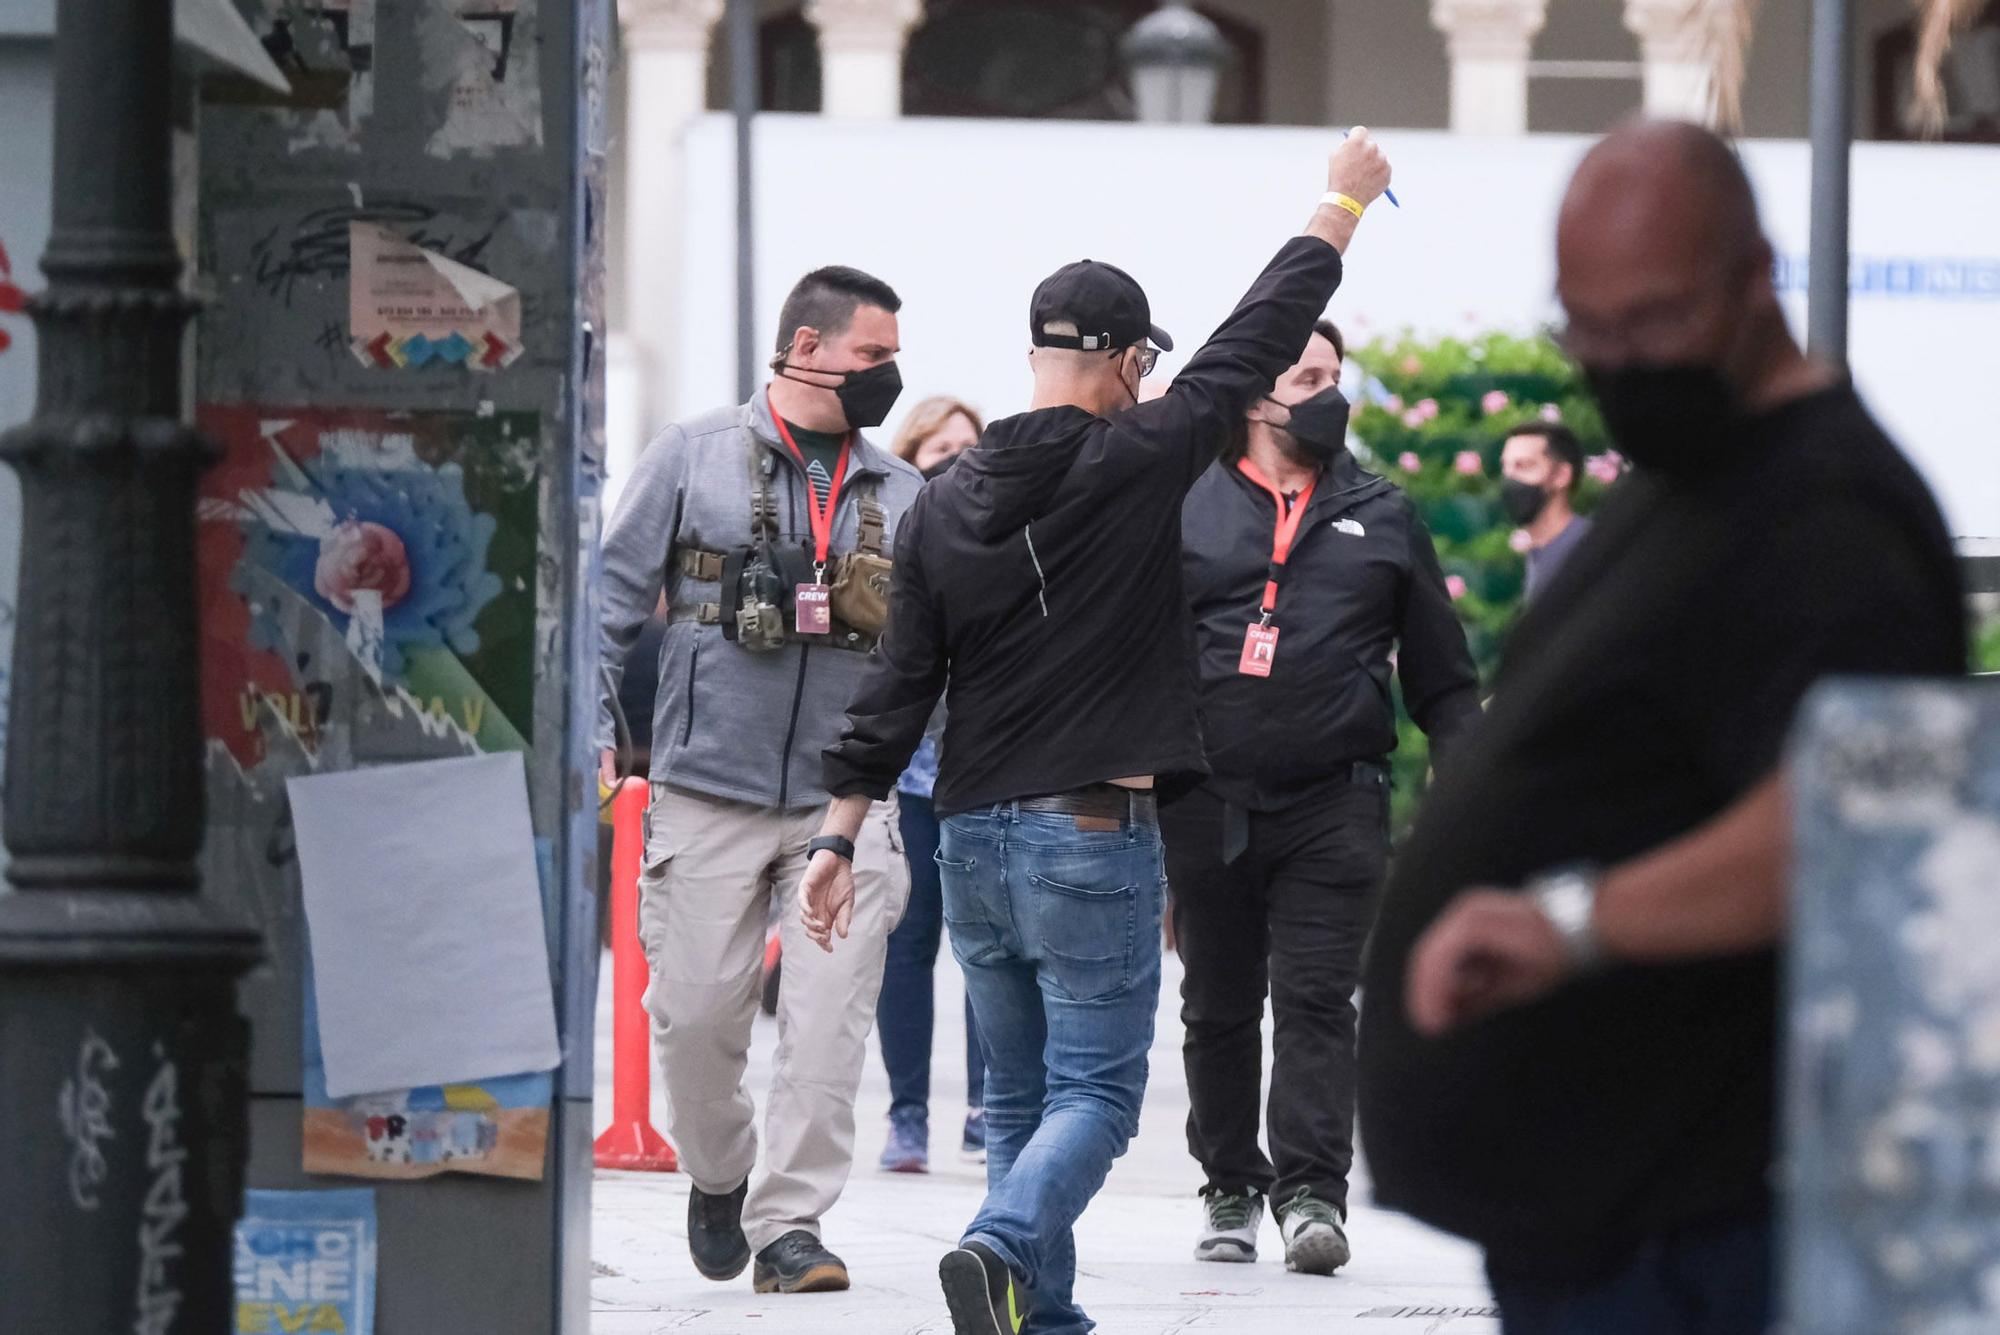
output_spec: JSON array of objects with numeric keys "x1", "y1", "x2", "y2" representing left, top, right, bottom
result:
[{"x1": 637, "y1": 784, "x2": 909, "y2": 1255}]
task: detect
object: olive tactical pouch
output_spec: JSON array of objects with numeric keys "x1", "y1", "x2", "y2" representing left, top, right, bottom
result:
[{"x1": 828, "y1": 497, "x2": 893, "y2": 636}]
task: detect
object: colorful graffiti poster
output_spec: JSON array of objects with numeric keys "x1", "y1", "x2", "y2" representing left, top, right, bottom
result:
[
  {"x1": 234, "y1": 1188, "x2": 378, "y2": 1335},
  {"x1": 296, "y1": 838, "x2": 554, "y2": 1180},
  {"x1": 196, "y1": 405, "x2": 538, "y2": 766}
]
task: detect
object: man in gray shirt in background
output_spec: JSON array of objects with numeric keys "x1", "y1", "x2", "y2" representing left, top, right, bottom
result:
[
  {"x1": 1499, "y1": 421, "x2": 1594, "y2": 602},
  {"x1": 597, "y1": 265, "x2": 922, "y2": 1296}
]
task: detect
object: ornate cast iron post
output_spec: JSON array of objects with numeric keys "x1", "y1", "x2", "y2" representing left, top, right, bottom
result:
[{"x1": 0, "y1": 1, "x2": 260, "y2": 1329}]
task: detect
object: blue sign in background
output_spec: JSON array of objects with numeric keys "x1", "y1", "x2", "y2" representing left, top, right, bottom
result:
[{"x1": 234, "y1": 1189, "x2": 378, "y2": 1335}]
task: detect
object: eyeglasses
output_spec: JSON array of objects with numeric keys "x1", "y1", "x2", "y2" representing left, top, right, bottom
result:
[
  {"x1": 1116, "y1": 345, "x2": 1161, "y2": 377},
  {"x1": 1545, "y1": 277, "x2": 1737, "y2": 365}
]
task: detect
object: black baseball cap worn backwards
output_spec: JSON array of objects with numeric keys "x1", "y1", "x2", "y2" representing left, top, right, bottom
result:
[{"x1": 1029, "y1": 259, "x2": 1174, "y2": 354}]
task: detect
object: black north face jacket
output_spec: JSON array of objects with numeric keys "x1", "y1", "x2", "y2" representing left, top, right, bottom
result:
[{"x1": 1179, "y1": 448, "x2": 1481, "y2": 809}]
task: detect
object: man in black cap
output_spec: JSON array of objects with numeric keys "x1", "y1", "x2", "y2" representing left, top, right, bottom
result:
[{"x1": 799, "y1": 130, "x2": 1393, "y2": 1335}]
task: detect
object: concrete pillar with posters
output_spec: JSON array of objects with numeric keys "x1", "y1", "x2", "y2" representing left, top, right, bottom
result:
[
  {"x1": 1430, "y1": 0, "x2": 1549, "y2": 134},
  {"x1": 186, "y1": 0, "x2": 610, "y2": 1329},
  {"x1": 1624, "y1": 0, "x2": 1716, "y2": 123},
  {"x1": 618, "y1": 0, "x2": 723, "y2": 459},
  {"x1": 805, "y1": 0, "x2": 924, "y2": 119}
]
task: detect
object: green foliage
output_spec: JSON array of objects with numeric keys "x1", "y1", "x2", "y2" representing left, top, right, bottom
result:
[
  {"x1": 1975, "y1": 608, "x2": 2000, "y2": 675},
  {"x1": 1349, "y1": 331, "x2": 1622, "y2": 834}
]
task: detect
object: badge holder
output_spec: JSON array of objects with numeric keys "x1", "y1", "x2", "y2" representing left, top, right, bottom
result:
[
  {"x1": 796, "y1": 562, "x2": 832, "y2": 636},
  {"x1": 1239, "y1": 613, "x2": 1279, "y2": 677}
]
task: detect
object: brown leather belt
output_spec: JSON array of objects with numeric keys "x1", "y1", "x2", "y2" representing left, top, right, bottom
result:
[{"x1": 1017, "y1": 784, "x2": 1158, "y2": 827}]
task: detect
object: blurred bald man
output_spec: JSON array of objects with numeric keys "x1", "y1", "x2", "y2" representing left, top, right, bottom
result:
[{"x1": 1356, "y1": 122, "x2": 1965, "y2": 1334}]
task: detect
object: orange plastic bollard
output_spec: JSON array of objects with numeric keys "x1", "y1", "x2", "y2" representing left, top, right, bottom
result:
[{"x1": 593, "y1": 777, "x2": 679, "y2": 1171}]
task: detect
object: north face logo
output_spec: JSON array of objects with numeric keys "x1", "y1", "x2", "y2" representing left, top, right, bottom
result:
[{"x1": 1333, "y1": 518, "x2": 1365, "y2": 537}]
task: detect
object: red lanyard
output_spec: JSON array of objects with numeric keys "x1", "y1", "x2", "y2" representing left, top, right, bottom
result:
[
  {"x1": 1236, "y1": 458, "x2": 1316, "y2": 624},
  {"x1": 768, "y1": 392, "x2": 854, "y2": 576}
]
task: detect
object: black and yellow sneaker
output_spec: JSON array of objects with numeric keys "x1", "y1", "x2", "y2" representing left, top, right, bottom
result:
[
  {"x1": 751, "y1": 1230, "x2": 850, "y2": 1294},
  {"x1": 939, "y1": 1240, "x2": 1029, "y2": 1335},
  {"x1": 687, "y1": 1182, "x2": 750, "y2": 1281}
]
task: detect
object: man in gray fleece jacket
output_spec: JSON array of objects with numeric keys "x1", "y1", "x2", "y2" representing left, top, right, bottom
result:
[{"x1": 596, "y1": 265, "x2": 923, "y2": 1295}]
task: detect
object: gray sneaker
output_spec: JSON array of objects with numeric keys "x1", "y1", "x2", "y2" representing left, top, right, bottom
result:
[
  {"x1": 1194, "y1": 1188, "x2": 1263, "y2": 1263},
  {"x1": 1277, "y1": 1191, "x2": 1351, "y2": 1275}
]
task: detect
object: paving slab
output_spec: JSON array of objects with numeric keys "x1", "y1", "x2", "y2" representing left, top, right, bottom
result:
[{"x1": 592, "y1": 946, "x2": 1497, "y2": 1333}]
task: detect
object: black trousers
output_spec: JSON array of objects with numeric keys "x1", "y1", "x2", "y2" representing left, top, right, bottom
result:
[{"x1": 1162, "y1": 780, "x2": 1388, "y2": 1214}]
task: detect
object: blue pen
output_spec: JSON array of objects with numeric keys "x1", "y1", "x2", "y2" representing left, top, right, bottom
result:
[{"x1": 1344, "y1": 129, "x2": 1401, "y2": 209}]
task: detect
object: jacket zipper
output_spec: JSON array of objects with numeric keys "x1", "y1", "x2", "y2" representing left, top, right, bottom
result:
[
  {"x1": 762, "y1": 425, "x2": 880, "y2": 808},
  {"x1": 778, "y1": 645, "x2": 810, "y2": 808},
  {"x1": 680, "y1": 639, "x2": 700, "y2": 747},
  {"x1": 1284, "y1": 477, "x2": 1391, "y2": 560}
]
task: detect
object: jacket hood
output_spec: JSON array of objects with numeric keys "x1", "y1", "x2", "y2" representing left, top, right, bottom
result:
[{"x1": 952, "y1": 406, "x2": 1100, "y2": 542}]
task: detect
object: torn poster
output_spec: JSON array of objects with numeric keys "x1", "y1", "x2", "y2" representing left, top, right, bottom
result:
[
  {"x1": 289, "y1": 752, "x2": 560, "y2": 1100},
  {"x1": 348, "y1": 222, "x2": 522, "y2": 369},
  {"x1": 234, "y1": 1188, "x2": 378, "y2": 1335},
  {"x1": 419, "y1": 0, "x2": 543, "y2": 158},
  {"x1": 202, "y1": 0, "x2": 376, "y2": 149}
]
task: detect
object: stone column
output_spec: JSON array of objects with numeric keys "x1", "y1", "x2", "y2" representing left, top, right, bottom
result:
[
  {"x1": 805, "y1": 0, "x2": 923, "y2": 119},
  {"x1": 1624, "y1": 0, "x2": 1715, "y2": 123},
  {"x1": 1430, "y1": 0, "x2": 1548, "y2": 134},
  {"x1": 617, "y1": 0, "x2": 722, "y2": 457}
]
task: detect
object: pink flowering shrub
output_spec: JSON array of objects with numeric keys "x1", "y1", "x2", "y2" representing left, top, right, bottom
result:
[{"x1": 1348, "y1": 329, "x2": 1621, "y2": 829}]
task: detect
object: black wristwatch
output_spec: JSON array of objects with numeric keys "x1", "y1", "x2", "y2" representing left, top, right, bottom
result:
[{"x1": 807, "y1": 834, "x2": 856, "y2": 863}]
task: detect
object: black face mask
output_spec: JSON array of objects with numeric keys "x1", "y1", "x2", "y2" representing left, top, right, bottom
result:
[
  {"x1": 1500, "y1": 478, "x2": 1550, "y2": 525},
  {"x1": 1264, "y1": 387, "x2": 1351, "y2": 464},
  {"x1": 778, "y1": 359, "x2": 904, "y2": 430},
  {"x1": 920, "y1": 454, "x2": 958, "y2": 482},
  {"x1": 1582, "y1": 362, "x2": 1742, "y2": 478}
]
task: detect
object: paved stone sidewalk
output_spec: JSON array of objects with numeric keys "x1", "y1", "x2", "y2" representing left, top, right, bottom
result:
[{"x1": 592, "y1": 949, "x2": 1498, "y2": 1333}]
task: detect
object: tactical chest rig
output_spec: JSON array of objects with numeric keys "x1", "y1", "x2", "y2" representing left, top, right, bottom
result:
[{"x1": 671, "y1": 432, "x2": 893, "y2": 654}]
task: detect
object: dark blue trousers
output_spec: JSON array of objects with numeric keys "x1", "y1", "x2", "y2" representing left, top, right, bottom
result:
[{"x1": 878, "y1": 792, "x2": 986, "y2": 1123}]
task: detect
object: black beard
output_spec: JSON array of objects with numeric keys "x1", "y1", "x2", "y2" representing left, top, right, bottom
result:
[{"x1": 1275, "y1": 432, "x2": 1332, "y2": 469}]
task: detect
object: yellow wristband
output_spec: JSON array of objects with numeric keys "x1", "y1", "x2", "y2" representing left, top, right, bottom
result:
[{"x1": 1321, "y1": 191, "x2": 1366, "y2": 220}]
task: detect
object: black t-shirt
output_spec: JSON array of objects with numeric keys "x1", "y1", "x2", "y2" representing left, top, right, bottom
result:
[
  {"x1": 781, "y1": 420, "x2": 845, "y2": 508},
  {"x1": 1357, "y1": 382, "x2": 1966, "y2": 1282}
]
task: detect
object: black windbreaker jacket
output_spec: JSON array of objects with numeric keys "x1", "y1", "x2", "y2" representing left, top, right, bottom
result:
[
  {"x1": 1180, "y1": 449, "x2": 1481, "y2": 809},
  {"x1": 823, "y1": 236, "x2": 1347, "y2": 815}
]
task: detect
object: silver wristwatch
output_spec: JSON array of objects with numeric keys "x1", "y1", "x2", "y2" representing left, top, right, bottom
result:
[{"x1": 1525, "y1": 865, "x2": 1604, "y2": 971}]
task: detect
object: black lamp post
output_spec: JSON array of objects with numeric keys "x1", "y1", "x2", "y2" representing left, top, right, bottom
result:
[{"x1": 0, "y1": 1, "x2": 260, "y2": 1329}]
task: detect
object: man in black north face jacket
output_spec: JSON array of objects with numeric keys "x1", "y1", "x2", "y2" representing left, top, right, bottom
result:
[{"x1": 1169, "y1": 319, "x2": 1479, "y2": 1278}]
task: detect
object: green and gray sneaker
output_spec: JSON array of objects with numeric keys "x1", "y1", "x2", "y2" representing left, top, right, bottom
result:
[
  {"x1": 1194, "y1": 1188, "x2": 1263, "y2": 1263},
  {"x1": 939, "y1": 1240, "x2": 1029, "y2": 1334},
  {"x1": 1277, "y1": 1190, "x2": 1351, "y2": 1275}
]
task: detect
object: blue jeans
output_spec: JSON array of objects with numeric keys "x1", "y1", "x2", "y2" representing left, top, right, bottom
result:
[
  {"x1": 880, "y1": 793, "x2": 987, "y2": 1125},
  {"x1": 938, "y1": 803, "x2": 1167, "y2": 1335},
  {"x1": 1489, "y1": 1217, "x2": 1773, "y2": 1335}
]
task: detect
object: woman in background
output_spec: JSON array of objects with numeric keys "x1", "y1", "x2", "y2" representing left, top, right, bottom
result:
[{"x1": 877, "y1": 396, "x2": 989, "y2": 1174}]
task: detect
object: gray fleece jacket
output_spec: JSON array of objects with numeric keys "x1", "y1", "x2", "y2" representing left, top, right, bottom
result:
[{"x1": 597, "y1": 391, "x2": 923, "y2": 810}]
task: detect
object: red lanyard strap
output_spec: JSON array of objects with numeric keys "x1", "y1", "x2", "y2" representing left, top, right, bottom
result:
[
  {"x1": 769, "y1": 391, "x2": 854, "y2": 572},
  {"x1": 1235, "y1": 458, "x2": 1316, "y2": 622}
]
